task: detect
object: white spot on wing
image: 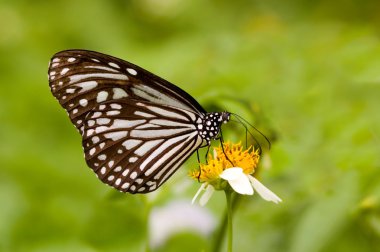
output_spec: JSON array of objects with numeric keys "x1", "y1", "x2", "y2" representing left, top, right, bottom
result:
[
  {"x1": 100, "y1": 167, "x2": 106, "y2": 174},
  {"x1": 121, "y1": 182, "x2": 130, "y2": 189},
  {"x1": 66, "y1": 88, "x2": 75, "y2": 93},
  {"x1": 104, "y1": 131, "x2": 128, "y2": 141},
  {"x1": 79, "y1": 99, "x2": 88, "y2": 107},
  {"x1": 113, "y1": 119, "x2": 146, "y2": 129},
  {"x1": 92, "y1": 112, "x2": 102, "y2": 118},
  {"x1": 61, "y1": 68, "x2": 69, "y2": 75},
  {"x1": 113, "y1": 88, "x2": 128, "y2": 99},
  {"x1": 107, "y1": 111, "x2": 120, "y2": 116},
  {"x1": 149, "y1": 184, "x2": 157, "y2": 191},
  {"x1": 98, "y1": 154, "x2": 106, "y2": 160},
  {"x1": 130, "y1": 171, "x2": 138, "y2": 179},
  {"x1": 134, "y1": 111, "x2": 155, "y2": 118},
  {"x1": 97, "y1": 91, "x2": 108, "y2": 102},
  {"x1": 95, "y1": 126, "x2": 108, "y2": 133},
  {"x1": 122, "y1": 139, "x2": 142, "y2": 150},
  {"x1": 96, "y1": 118, "x2": 110, "y2": 125},
  {"x1": 122, "y1": 169, "x2": 130, "y2": 176},
  {"x1": 89, "y1": 148, "x2": 96, "y2": 155},
  {"x1": 85, "y1": 65, "x2": 119, "y2": 72},
  {"x1": 69, "y1": 73, "x2": 128, "y2": 84},
  {"x1": 87, "y1": 129, "x2": 94, "y2": 136},
  {"x1": 68, "y1": 57, "x2": 76, "y2": 62},
  {"x1": 115, "y1": 178, "x2": 122, "y2": 186},
  {"x1": 111, "y1": 104, "x2": 122, "y2": 110},
  {"x1": 109, "y1": 62, "x2": 120, "y2": 69},
  {"x1": 127, "y1": 68, "x2": 137, "y2": 75},
  {"x1": 74, "y1": 81, "x2": 98, "y2": 93}
]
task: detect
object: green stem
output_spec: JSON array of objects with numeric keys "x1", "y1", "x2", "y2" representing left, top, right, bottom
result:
[
  {"x1": 140, "y1": 195, "x2": 151, "y2": 252},
  {"x1": 225, "y1": 190, "x2": 233, "y2": 252},
  {"x1": 211, "y1": 194, "x2": 241, "y2": 252}
]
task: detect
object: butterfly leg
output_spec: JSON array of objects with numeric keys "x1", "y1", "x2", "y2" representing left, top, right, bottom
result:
[
  {"x1": 197, "y1": 150, "x2": 202, "y2": 182},
  {"x1": 204, "y1": 144, "x2": 211, "y2": 165},
  {"x1": 219, "y1": 130, "x2": 234, "y2": 167}
]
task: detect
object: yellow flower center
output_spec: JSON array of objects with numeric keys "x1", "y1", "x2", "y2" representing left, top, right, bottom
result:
[{"x1": 189, "y1": 142, "x2": 260, "y2": 185}]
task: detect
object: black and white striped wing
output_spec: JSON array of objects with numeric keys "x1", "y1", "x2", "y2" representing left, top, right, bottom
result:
[
  {"x1": 48, "y1": 49, "x2": 206, "y2": 135},
  {"x1": 83, "y1": 99, "x2": 203, "y2": 193}
]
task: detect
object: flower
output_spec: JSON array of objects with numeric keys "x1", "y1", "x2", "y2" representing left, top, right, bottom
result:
[
  {"x1": 149, "y1": 200, "x2": 216, "y2": 248},
  {"x1": 190, "y1": 142, "x2": 282, "y2": 206}
]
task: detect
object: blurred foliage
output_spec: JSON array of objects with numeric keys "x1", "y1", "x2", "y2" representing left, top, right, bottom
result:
[{"x1": 1, "y1": 0, "x2": 380, "y2": 251}]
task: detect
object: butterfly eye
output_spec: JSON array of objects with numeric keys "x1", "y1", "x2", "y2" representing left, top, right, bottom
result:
[{"x1": 48, "y1": 50, "x2": 229, "y2": 194}]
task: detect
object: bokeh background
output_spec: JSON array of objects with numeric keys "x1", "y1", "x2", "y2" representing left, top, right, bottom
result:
[{"x1": 1, "y1": 0, "x2": 380, "y2": 251}]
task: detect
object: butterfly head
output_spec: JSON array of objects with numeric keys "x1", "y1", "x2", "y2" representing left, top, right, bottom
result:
[{"x1": 198, "y1": 112, "x2": 230, "y2": 143}]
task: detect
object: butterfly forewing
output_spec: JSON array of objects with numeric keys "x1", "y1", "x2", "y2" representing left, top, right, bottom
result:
[
  {"x1": 48, "y1": 50, "x2": 205, "y2": 134},
  {"x1": 83, "y1": 99, "x2": 203, "y2": 193}
]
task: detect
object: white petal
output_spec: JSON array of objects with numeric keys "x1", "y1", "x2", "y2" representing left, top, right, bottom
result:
[
  {"x1": 220, "y1": 167, "x2": 253, "y2": 195},
  {"x1": 220, "y1": 167, "x2": 244, "y2": 180},
  {"x1": 249, "y1": 176, "x2": 282, "y2": 204},
  {"x1": 192, "y1": 183, "x2": 207, "y2": 205},
  {"x1": 199, "y1": 184, "x2": 215, "y2": 206},
  {"x1": 228, "y1": 176, "x2": 254, "y2": 195}
]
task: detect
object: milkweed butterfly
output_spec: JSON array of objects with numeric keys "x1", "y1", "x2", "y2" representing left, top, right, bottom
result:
[{"x1": 48, "y1": 50, "x2": 234, "y2": 194}]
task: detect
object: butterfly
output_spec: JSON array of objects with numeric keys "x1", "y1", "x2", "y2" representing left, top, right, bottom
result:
[{"x1": 48, "y1": 50, "x2": 231, "y2": 194}]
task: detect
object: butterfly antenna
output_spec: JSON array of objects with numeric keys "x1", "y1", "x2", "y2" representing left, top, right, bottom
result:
[
  {"x1": 229, "y1": 119, "x2": 257, "y2": 148},
  {"x1": 229, "y1": 117, "x2": 262, "y2": 154},
  {"x1": 230, "y1": 113, "x2": 271, "y2": 154}
]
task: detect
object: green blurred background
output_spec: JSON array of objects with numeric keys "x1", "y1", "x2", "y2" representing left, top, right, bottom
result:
[{"x1": 1, "y1": 0, "x2": 380, "y2": 251}]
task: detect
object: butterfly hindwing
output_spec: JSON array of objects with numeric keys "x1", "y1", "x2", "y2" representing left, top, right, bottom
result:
[{"x1": 82, "y1": 99, "x2": 203, "y2": 193}]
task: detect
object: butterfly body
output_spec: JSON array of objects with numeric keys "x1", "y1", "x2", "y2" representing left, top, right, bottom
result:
[{"x1": 48, "y1": 50, "x2": 229, "y2": 193}]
